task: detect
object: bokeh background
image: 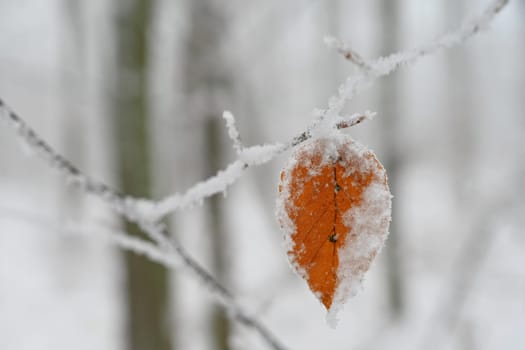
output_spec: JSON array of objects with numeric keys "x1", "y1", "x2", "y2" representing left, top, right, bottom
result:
[{"x1": 1, "y1": 0, "x2": 524, "y2": 349}]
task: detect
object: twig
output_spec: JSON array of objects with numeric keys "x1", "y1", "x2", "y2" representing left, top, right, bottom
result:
[
  {"x1": 72, "y1": 221, "x2": 287, "y2": 350},
  {"x1": 0, "y1": 98, "x2": 370, "y2": 224},
  {"x1": 0, "y1": 0, "x2": 509, "y2": 220},
  {"x1": 0, "y1": 99, "x2": 127, "y2": 214},
  {"x1": 150, "y1": 0, "x2": 509, "y2": 219},
  {"x1": 0, "y1": 100, "x2": 372, "y2": 348},
  {"x1": 317, "y1": 0, "x2": 510, "y2": 133},
  {"x1": 223, "y1": 110, "x2": 243, "y2": 154},
  {"x1": 324, "y1": 36, "x2": 372, "y2": 70},
  {"x1": 0, "y1": 203, "x2": 286, "y2": 349},
  {"x1": 0, "y1": 1, "x2": 509, "y2": 347},
  {"x1": 148, "y1": 110, "x2": 373, "y2": 220},
  {"x1": 0, "y1": 98, "x2": 288, "y2": 350}
]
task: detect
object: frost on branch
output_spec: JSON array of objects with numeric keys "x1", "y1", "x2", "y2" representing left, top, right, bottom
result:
[
  {"x1": 317, "y1": 0, "x2": 509, "y2": 135},
  {"x1": 223, "y1": 110, "x2": 242, "y2": 153},
  {"x1": 138, "y1": 0, "x2": 510, "y2": 221},
  {"x1": 323, "y1": 35, "x2": 371, "y2": 70},
  {"x1": 0, "y1": 98, "x2": 287, "y2": 350},
  {"x1": 0, "y1": 0, "x2": 509, "y2": 346},
  {"x1": 276, "y1": 134, "x2": 392, "y2": 327}
]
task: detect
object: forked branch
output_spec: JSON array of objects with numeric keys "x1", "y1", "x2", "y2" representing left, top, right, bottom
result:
[
  {"x1": 0, "y1": 98, "x2": 288, "y2": 350},
  {"x1": 0, "y1": 0, "x2": 509, "y2": 348}
]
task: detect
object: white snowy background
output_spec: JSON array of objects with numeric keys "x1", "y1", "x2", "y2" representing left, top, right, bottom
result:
[{"x1": 1, "y1": 0, "x2": 524, "y2": 349}]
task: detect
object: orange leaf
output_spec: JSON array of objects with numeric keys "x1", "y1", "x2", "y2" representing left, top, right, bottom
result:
[{"x1": 277, "y1": 136, "x2": 391, "y2": 322}]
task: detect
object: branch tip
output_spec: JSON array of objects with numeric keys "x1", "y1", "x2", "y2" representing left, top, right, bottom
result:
[
  {"x1": 324, "y1": 35, "x2": 371, "y2": 69},
  {"x1": 222, "y1": 110, "x2": 242, "y2": 153}
]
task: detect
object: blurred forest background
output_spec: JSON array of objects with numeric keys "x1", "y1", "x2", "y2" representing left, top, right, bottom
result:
[{"x1": 0, "y1": 0, "x2": 524, "y2": 349}]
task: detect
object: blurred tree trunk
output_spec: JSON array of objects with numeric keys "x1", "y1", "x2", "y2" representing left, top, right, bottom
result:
[
  {"x1": 182, "y1": 1, "x2": 232, "y2": 349},
  {"x1": 205, "y1": 118, "x2": 231, "y2": 350},
  {"x1": 378, "y1": 0, "x2": 404, "y2": 318},
  {"x1": 111, "y1": 1, "x2": 172, "y2": 350}
]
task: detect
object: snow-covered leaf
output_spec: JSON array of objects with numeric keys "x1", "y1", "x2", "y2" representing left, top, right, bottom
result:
[{"x1": 276, "y1": 135, "x2": 392, "y2": 326}]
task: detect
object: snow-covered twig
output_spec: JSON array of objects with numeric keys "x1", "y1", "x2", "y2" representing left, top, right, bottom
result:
[
  {"x1": 324, "y1": 36, "x2": 371, "y2": 70},
  {"x1": 0, "y1": 1, "x2": 508, "y2": 347},
  {"x1": 0, "y1": 99, "x2": 128, "y2": 215},
  {"x1": 149, "y1": 0, "x2": 509, "y2": 219},
  {"x1": 0, "y1": 99, "x2": 173, "y2": 249},
  {"x1": 0, "y1": 97, "x2": 371, "y2": 224},
  {"x1": 145, "y1": 111, "x2": 373, "y2": 220},
  {"x1": 69, "y1": 222, "x2": 288, "y2": 350},
  {"x1": 0, "y1": 202, "x2": 286, "y2": 349},
  {"x1": 0, "y1": 98, "x2": 370, "y2": 347},
  {"x1": 0, "y1": 206, "x2": 161, "y2": 262},
  {"x1": 0, "y1": 98, "x2": 287, "y2": 350},
  {"x1": 317, "y1": 0, "x2": 509, "y2": 134},
  {"x1": 70, "y1": 222, "x2": 177, "y2": 267},
  {"x1": 223, "y1": 110, "x2": 243, "y2": 154},
  {"x1": 0, "y1": 0, "x2": 508, "y2": 228}
]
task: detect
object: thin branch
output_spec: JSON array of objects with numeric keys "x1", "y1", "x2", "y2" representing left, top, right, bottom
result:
[
  {"x1": 0, "y1": 1, "x2": 508, "y2": 223},
  {"x1": 223, "y1": 110, "x2": 243, "y2": 154},
  {"x1": 151, "y1": 0, "x2": 509, "y2": 219},
  {"x1": 0, "y1": 1, "x2": 509, "y2": 347},
  {"x1": 0, "y1": 98, "x2": 369, "y2": 224},
  {"x1": 0, "y1": 99, "x2": 370, "y2": 348},
  {"x1": 0, "y1": 99, "x2": 132, "y2": 216},
  {"x1": 324, "y1": 36, "x2": 372, "y2": 70},
  {"x1": 0, "y1": 98, "x2": 288, "y2": 350},
  {"x1": 335, "y1": 111, "x2": 376, "y2": 129},
  {"x1": 290, "y1": 110, "x2": 376, "y2": 148},
  {"x1": 70, "y1": 221, "x2": 287, "y2": 350},
  {"x1": 66, "y1": 222, "x2": 178, "y2": 267},
  {"x1": 147, "y1": 111, "x2": 372, "y2": 220},
  {"x1": 317, "y1": 0, "x2": 510, "y2": 133}
]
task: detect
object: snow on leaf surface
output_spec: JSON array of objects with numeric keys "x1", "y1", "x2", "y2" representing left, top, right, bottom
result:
[{"x1": 276, "y1": 135, "x2": 391, "y2": 326}]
